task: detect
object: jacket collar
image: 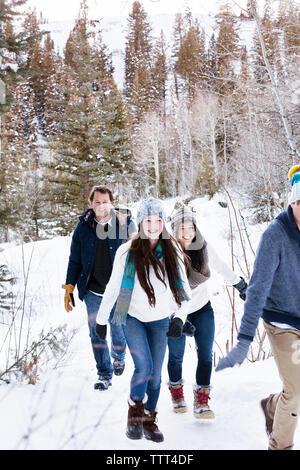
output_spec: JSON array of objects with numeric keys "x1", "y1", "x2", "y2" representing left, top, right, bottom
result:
[
  {"x1": 79, "y1": 208, "x2": 120, "y2": 227},
  {"x1": 276, "y1": 205, "x2": 300, "y2": 247}
]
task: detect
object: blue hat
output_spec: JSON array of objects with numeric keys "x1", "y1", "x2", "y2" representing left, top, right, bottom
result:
[{"x1": 136, "y1": 197, "x2": 166, "y2": 226}]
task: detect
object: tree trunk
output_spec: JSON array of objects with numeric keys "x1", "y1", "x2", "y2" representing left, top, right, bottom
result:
[{"x1": 249, "y1": 0, "x2": 299, "y2": 161}]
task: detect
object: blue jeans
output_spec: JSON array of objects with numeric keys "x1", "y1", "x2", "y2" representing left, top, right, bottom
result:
[
  {"x1": 124, "y1": 315, "x2": 169, "y2": 411},
  {"x1": 83, "y1": 290, "x2": 126, "y2": 380},
  {"x1": 167, "y1": 301, "x2": 215, "y2": 387}
]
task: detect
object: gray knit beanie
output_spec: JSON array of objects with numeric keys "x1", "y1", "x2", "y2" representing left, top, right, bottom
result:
[
  {"x1": 170, "y1": 206, "x2": 197, "y2": 234},
  {"x1": 136, "y1": 197, "x2": 167, "y2": 226},
  {"x1": 170, "y1": 206, "x2": 205, "y2": 250}
]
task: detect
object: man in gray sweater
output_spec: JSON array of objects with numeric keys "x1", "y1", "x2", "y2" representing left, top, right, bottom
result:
[{"x1": 216, "y1": 164, "x2": 300, "y2": 450}]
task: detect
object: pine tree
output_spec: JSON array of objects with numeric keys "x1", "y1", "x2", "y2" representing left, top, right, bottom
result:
[
  {"x1": 29, "y1": 32, "x2": 59, "y2": 135},
  {"x1": 129, "y1": 55, "x2": 154, "y2": 122},
  {"x1": 207, "y1": 33, "x2": 218, "y2": 91},
  {"x1": 39, "y1": 34, "x2": 62, "y2": 136},
  {"x1": 0, "y1": 263, "x2": 14, "y2": 311},
  {"x1": 92, "y1": 29, "x2": 114, "y2": 95},
  {"x1": 0, "y1": 0, "x2": 46, "y2": 238},
  {"x1": 124, "y1": 1, "x2": 154, "y2": 122},
  {"x1": 100, "y1": 85, "x2": 133, "y2": 189},
  {"x1": 234, "y1": 46, "x2": 252, "y2": 112},
  {"x1": 215, "y1": 2, "x2": 241, "y2": 95},
  {"x1": 175, "y1": 13, "x2": 208, "y2": 101},
  {"x1": 0, "y1": 77, "x2": 43, "y2": 241},
  {"x1": 152, "y1": 30, "x2": 168, "y2": 120},
  {"x1": 278, "y1": 0, "x2": 300, "y2": 59},
  {"x1": 0, "y1": 0, "x2": 41, "y2": 109},
  {"x1": 194, "y1": 152, "x2": 221, "y2": 198},
  {"x1": 0, "y1": 85, "x2": 26, "y2": 238},
  {"x1": 171, "y1": 12, "x2": 185, "y2": 100},
  {"x1": 124, "y1": 1, "x2": 152, "y2": 92},
  {"x1": 48, "y1": 18, "x2": 104, "y2": 223},
  {"x1": 252, "y1": 0, "x2": 280, "y2": 85},
  {"x1": 46, "y1": 0, "x2": 129, "y2": 232}
]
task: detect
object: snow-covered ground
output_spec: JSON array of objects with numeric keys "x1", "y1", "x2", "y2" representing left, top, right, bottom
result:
[{"x1": 0, "y1": 196, "x2": 298, "y2": 450}]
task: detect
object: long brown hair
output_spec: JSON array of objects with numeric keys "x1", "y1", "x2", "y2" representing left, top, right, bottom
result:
[{"x1": 129, "y1": 225, "x2": 183, "y2": 307}]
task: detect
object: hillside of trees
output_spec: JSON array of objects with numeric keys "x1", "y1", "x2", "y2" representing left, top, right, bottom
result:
[{"x1": 0, "y1": 0, "x2": 299, "y2": 240}]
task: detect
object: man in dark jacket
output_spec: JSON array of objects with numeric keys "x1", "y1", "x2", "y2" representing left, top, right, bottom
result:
[
  {"x1": 62, "y1": 186, "x2": 137, "y2": 390},
  {"x1": 216, "y1": 165, "x2": 300, "y2": 450}
]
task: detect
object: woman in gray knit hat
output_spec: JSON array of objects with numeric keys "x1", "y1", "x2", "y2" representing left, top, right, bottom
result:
[{"x1": 167, "y1": 206, "x2": 247, "y2": 419}]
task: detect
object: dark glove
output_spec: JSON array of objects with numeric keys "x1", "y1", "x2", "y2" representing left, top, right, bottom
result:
[
  {"x1": 95, "y1": 323, "x2": 107, "y2": 340},
  {"x1": 182, "y1": 320, "x2": 196, "y2": 336},
  {"x1": 233, "y1": 277, "x2": 248, "y2": 301},
  {"x1": 215, "y1": 338, "x2": 251, "y2": 371},
  {"x1": 167, "y1": 318, "x2": 183, "y2": 338}
]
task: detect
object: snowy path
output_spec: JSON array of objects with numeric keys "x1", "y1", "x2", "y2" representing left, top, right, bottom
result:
[
  {"x1": 0, "y1": 200, "x2": 299, "y2": 451},
  {"x1": 1, "y1": 307, "x2": 299, "y2": 451}
]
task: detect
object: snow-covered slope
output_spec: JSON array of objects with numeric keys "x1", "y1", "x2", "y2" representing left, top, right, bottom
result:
[
  {"x1": 41, "y1": 13, "x2": 255, "y2": 90},
  {"x1": 0, "y1": 195, "x2": 297, "y2": 450}
]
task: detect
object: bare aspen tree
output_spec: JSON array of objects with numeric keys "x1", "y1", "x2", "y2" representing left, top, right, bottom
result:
[{"x1": 248, "y1": 0, "x2": 300, "y2": 160}]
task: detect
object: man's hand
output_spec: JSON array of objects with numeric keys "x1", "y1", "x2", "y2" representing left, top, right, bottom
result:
[
  {"x1": 62, "y1": 284, "x2": 75, "y2": 312},
  {"x1": 215, "y1": 338, "x2": 251, "y2": 371}
]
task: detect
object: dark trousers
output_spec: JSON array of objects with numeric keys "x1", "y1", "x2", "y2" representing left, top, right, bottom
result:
[
  {"x1": 84, "y1": 290, "x2": 126, "y2": 380},
  {"x1": 167, "y1": 301, "x2": 215, "y2": 387}
]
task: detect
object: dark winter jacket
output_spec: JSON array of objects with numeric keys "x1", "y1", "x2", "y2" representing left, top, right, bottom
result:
[
  {"x1": 238, "y1": 205, "x2": 300, "y2": 341},
  {"x1": 66, "y1": 208, "x2": 137, "y2": 301}
]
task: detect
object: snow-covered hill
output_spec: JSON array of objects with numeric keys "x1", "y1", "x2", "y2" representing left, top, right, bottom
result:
[
  {"x1": 42, "y1": 13, "x2": 255, "y2": 90},
  {"x1": 0, "y1": 195, "x2": 298, "y2": 451}
]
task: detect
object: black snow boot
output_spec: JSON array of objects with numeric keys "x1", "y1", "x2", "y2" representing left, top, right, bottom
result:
[
  {"x1": 94, "y1": 378, "x2": 112, "y2": 391},
  {"x1": 260, "y1": 394, "x2": 274, "y2": 437},
  {"x1": 126, "y1": 397, "x2": 146, "y2": 440},
  {"x1": 113, "y1": 360, "x2": 125, "y2": 376},
  {"x1": 143, "y1": 409, "x2": 164, "y2": 443}
]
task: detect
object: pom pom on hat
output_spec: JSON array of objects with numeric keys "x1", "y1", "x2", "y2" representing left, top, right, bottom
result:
[
  {"x1": 288, "y1": 164, "x2": 300, "y2": 204},
  {"x1": 288, "y1": 164, "x2": 300, "y2": 181}
]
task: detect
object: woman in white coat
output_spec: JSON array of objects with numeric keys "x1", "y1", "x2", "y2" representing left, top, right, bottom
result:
[{"x1": 95, "y1": 198, "x2": 191, "y2": 443}]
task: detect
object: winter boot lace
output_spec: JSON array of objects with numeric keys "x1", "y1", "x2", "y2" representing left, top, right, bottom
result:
[
  {"x1": 169, "y1": 384, "x2": 187, "y2": 413},
  {"x1": 143, "y1": 409, "x2": 164, "y2": 442},
  {"x1": 126, "y1": 397, "x2": 145, "y2": 440},
  {"x1": 193, "y1": 387, "x2": 215, "y2": 420}
]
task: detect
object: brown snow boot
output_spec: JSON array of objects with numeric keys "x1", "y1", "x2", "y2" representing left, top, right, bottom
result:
[
  {"x1": 193, "y1": 386, "x2": 215, "y2": 420},
  {"x1": 260, "y1": 394, "x2": 274, "y2": 437},
  {"x1": 169, "y1": 384, "x2": 187, "y2": 413},
  {"x1": 143, "y1": 409, "x2": 164, "y2": 442},
  {"x1": 126, "y1": 397, "x2": 146, "y2": 440}
]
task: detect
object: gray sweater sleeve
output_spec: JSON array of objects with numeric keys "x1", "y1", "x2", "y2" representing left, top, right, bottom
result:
[{"x1": 238, "y1": 228, "x2": 280, "y2": 341}]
